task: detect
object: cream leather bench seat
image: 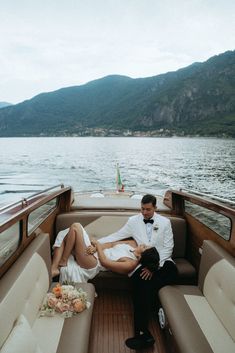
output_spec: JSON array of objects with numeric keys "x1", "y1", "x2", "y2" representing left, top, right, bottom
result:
[
  {"x1": 0, "y1": 234, "x2": 95, "y2": 353},
  {"x1": 159, "y1": 241, "x2": 235, "y2": 353},
  {"x1": 56, "y1": 213, "x2": 196, "y2": 284}
]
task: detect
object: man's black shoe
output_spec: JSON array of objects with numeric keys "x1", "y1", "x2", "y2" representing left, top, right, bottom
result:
[{"x1": 125, "y1": 333, "x2": 155, "y2": 350}]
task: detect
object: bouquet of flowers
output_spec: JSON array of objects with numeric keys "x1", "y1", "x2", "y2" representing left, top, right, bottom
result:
[{"x1": 40, "y1": 284, "x2": 90, "y2": 318}]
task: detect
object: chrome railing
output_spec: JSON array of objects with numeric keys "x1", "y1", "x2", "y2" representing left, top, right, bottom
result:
[
  {"x1": 0, "y1": 184, "x2": 65, "y2": 212},
  {"x1": 179, "y1": 188, "x2": 235, "y2": 207}
]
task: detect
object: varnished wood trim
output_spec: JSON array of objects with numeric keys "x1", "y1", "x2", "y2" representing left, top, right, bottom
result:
[
  {"x1": 166, "y1": 189, "x2": 235, "y2": 254},
  {"x1": 171, "y1": 190, "x2": 235, "y2": 217},
  {"x1": 185, "y1": 213, "x2": 235, "y2": 272},
  {"x1": 0, "y1": 187, "x2": 71, "y2": 231},
  {"x1": 0, "y1": 187, "x2": 71, "y2": 278}
]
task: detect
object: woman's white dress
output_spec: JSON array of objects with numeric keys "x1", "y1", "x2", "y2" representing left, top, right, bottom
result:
[{"x1": 53, "y1": 227, "x2": 137, "y2": 283}]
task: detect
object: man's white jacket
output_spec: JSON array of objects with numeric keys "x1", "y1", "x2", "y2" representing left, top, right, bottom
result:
[{"x1": 99, "y1": 213, "x2": 174, "y2": 267}]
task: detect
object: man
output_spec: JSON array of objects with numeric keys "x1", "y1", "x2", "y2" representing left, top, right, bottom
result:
[{"x1": 99, "y1": 194, "x2": 178, "y2": 350}]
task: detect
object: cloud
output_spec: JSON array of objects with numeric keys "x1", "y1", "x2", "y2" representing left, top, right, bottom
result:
[{"x1": 0, "y1": 0, "x2": 234, "y2": 103}]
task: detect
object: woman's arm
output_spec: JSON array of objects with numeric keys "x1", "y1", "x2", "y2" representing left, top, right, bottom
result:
[
  {"x1": 88, "y1": 238, "x2": 137, "y2": 254},
  {"x1": 86, "y1": 238, "x2": 114, "y2": 255},
  {"x1": 96, "y1": 242, "x2": 138, "y2": 274}
]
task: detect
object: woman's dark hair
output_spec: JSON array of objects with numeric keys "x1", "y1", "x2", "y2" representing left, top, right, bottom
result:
[
  {"x1": 140, "y1": 247, "x2": 159, "y2": 272},
  {"x1": 141, "y1": 194, "x2": 156, "y2": 207}
]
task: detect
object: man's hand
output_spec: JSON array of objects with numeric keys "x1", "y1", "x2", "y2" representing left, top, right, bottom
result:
[{"x1": 140, "y1": 267, "x2": 153, "y2": 280}]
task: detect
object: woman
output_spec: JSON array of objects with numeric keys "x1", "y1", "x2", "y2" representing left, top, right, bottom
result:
[{"x1": 51, "y1": 223, "x2": 159, "y2": 283}]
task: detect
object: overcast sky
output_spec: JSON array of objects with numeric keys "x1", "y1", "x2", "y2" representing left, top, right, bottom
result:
[{"x1": 0, "y1": 0, "x2": 234, "y2": 104}]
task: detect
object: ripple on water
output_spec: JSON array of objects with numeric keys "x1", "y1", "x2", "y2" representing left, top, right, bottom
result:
[{"x1": 0, "y1": 137, "x2": 234, "y2": 203}]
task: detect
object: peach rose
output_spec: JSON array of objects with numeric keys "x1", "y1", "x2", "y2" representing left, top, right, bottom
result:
[
  {"x1": 52, "y1": 284, "x2": 62, "y2": 298},
  {"x1": 72, "y1": 299, "x2": 85, "y2": 313}
]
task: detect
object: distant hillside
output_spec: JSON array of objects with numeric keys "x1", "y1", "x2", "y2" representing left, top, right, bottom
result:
[
  {"x1": 0, "y1": 102, "x2": 12, "y2": 109},
  {"x1": 0, "y1": 50, "x2": 234, "y2": 137}
]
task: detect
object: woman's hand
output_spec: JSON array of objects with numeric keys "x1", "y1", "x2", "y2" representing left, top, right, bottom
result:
[
  {"x1": 140, "y1": 267, "x2": 153, "y2": 280},
  {"x1": 90, "y1": 237, "x2": 98, "y2": 246},
  {"x1": 86, "y1": 244, "x2": 97, "y2": 255},
  {"x1": 86, "y1": 238, "x2": 103, "y2": 255}
]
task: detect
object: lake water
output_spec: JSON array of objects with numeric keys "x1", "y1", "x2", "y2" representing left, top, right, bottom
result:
[{"x1": 0, "y1": 137, "x2": 234, "y2": 205}]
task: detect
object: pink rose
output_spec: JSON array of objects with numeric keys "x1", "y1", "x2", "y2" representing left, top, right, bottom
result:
[
  {"x1": 55, "y1": 301, "x2": 70, "y2": 313},
  {"x1": 47, "y1": 296, "x2": 58, "y2": 308}
]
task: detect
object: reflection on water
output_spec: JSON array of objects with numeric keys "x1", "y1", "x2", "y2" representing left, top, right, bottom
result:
[{"x1": 0, "y1": 137, "x2": 234, "y2": 205}]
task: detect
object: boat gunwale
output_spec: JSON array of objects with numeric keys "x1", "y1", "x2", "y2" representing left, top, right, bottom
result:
[
  {"x1": 170, "y1": 190, "x2": 235, "y2": 217},
  {"x1": 0, "y1": 186, "x2": 72, "y2": 230}
]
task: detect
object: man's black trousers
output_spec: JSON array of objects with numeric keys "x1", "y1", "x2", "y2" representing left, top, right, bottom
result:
[{"x1": 130, "y1": 260, "x2": 178, "y2": 334}]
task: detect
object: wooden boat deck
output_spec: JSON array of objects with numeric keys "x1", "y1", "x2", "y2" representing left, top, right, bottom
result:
[{"x1": 89, "y1": 289, "x2": 168, "y2": 353}]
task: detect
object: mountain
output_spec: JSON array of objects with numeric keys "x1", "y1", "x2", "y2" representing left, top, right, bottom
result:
[
  {"x1": 0, "y1": 50, "x2": 234, "y2": 137},
  {"x1": 0, "y1": 102, "x2": 12, "y2": 109}
]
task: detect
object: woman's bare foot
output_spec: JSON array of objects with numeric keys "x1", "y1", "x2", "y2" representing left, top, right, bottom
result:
[{"x1": 51, "y1": 267, "x2": 60, "y2": 278}]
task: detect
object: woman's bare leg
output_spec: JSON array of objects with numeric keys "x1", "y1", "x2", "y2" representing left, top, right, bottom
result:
[
  {"x1": 59, "y1": 223, "x2": 98, "y2": 269},
  {"x1": 58, "y1": 227, "x2": 76, "y2": 267},
  {"x1": 51, "y1": 241, "x2": 65, "y2": 277}
]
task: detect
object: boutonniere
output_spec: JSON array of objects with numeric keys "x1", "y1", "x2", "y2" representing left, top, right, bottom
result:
[{"x1": 153, "y1": 225, "x2": 159, "y2": 231}]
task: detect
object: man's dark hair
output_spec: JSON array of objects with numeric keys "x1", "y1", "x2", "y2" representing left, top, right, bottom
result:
[
  {"x1": 140, "y1": 247, "x2": 159, "y2": 272},
  {"x1": 141, "y1": 194, "x2": 156, "y2": 207}
]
